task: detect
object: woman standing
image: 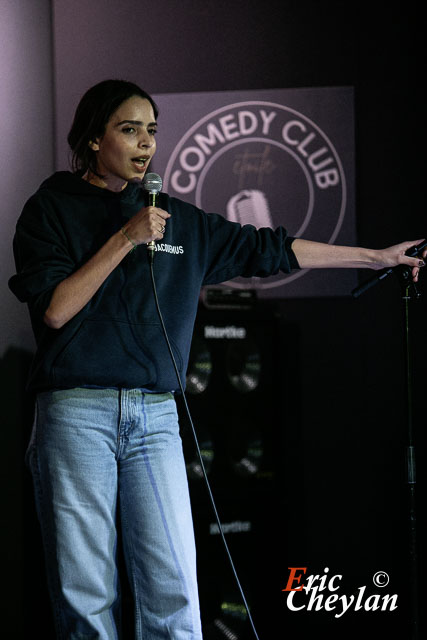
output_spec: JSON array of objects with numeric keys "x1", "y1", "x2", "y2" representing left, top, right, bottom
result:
[{"x1": 9, "y1": 79, "x2": 425, "y2": 639}]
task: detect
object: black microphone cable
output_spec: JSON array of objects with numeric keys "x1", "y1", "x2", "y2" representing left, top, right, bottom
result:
[{"x1": 147, "y1": 244, "x2": 261, "y2": 640}]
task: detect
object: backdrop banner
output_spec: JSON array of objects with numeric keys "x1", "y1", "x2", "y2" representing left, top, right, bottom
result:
[{"x1": 151, "y1": 86, "x2": 356, "y2": 298}]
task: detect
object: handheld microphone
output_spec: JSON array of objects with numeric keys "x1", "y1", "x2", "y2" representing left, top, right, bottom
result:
[{"x1": 143, "y1": 172, "x2": 163, "y2": 255}]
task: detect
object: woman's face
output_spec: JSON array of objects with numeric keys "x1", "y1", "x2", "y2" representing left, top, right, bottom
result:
[{"x1": 89, "y1": 96, "x2": 157, "y2": 191}]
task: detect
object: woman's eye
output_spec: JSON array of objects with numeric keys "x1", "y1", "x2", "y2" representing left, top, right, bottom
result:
[
  {"x1": 149, "y1": 129, "x2": 157, "y2": 136},
  {"x1": 122, "y1": 127, "x2": 136, "y2": 134}
]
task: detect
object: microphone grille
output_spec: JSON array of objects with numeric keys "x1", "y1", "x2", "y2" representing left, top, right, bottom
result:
[{"x1": 143, "y1": 172, "x2": 163, "y2": 194}]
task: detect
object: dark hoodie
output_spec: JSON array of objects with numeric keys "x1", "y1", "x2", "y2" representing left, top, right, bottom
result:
[{"x1": 9, "y1": 171, "x2": 299, "y2": 392}]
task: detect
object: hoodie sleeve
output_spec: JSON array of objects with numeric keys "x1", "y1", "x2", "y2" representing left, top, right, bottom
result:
[
  {"x1": 8, "y1": 195, "x2": 76, "y2": 319},
  {"x1": 200, "y1": 211, "x2": 300, "y2": 286}
]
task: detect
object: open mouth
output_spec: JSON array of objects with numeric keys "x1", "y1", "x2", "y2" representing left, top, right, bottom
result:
[{"x1": 132, "y1": 156, "x2": 150, "y2": 169}]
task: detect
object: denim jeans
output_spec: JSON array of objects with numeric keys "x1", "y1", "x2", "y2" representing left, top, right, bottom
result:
[{"x1": 27, "y1": 387, "x2": 203, "y2": 639}]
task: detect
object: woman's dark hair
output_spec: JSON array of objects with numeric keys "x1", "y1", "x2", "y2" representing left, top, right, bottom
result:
[{"x1": 67, "y1": 79, "x2": 159, "y2": 176}]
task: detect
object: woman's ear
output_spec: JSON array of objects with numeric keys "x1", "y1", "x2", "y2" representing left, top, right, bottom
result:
[{"x1": 88, "y1": 139, "x2": 100, "y2": 151}]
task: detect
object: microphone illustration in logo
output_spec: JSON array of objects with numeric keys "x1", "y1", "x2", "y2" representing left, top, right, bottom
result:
[{"x1": 226, "y1": 190, "x2": 273, "y2": 229}]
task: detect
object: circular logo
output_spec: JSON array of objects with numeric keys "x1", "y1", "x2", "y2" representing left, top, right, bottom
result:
[{"x1": 164, "y1": 101, "x2": 347, "y2": 290}]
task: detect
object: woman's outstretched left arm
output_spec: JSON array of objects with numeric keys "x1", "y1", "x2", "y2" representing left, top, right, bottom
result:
[{"x1": 291, "y1": 238, "x2": 426, "y2": 282}]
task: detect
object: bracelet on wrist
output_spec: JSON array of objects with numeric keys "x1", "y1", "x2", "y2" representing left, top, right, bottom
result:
[{"x1": 121, "y1": 227, "x2": 137, "y2": 252}]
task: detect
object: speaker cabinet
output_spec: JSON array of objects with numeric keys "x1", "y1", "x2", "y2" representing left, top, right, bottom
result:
[{"x1": 177, "y1": 298, "x2": 303, "y2": 638}]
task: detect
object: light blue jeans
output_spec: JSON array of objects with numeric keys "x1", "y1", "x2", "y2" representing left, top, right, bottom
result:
[{"x1": 27, "y1": 387, "x2": 203, "y2": 639}]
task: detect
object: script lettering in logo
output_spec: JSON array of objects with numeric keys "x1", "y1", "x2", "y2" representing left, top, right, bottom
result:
[{"x1": 163, "y1": 100, "x2": 347, "y2": 290}]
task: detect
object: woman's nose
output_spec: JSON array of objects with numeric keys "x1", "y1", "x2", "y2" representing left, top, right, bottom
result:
[{"x1": 138, "y1": 131, "x2": 153, "y2": 148}]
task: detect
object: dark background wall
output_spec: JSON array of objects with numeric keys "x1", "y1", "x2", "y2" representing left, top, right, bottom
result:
[{"x1": 2, "y1": 1, "x2": 425, "y2": 638}]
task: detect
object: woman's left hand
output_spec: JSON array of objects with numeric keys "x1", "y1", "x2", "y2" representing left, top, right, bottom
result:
[{"x1": 375, "y1": 239, "x2": 426, "y2": 282}]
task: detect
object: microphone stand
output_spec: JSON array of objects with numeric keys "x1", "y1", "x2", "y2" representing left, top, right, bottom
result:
[
  {"x1": 352, "y1": 266, "x2": 421, "y2": 639},
  {"x1": 400, "y1": 267, "x2": 420, "y2": 640}
]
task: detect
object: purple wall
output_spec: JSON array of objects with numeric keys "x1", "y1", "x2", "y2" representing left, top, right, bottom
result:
[
  {"x1": 52, "y1": 0, "x2": 358, "y2": 170},
  {"x1": 0, "y1": 0, "x2": 54, "y2": 357},
  {"x1": 0, "y1": 0, "x2": 54, "y2": 630}
]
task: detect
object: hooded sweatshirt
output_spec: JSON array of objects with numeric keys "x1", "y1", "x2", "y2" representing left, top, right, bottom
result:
[{"x1": 9, "y1": 171, "x2": 299, "y2": 392}]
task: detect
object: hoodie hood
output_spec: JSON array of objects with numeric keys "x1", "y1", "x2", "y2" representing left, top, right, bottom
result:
[{"x1": 39, "y1": 171, "x2": 146, "y2": 204}]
